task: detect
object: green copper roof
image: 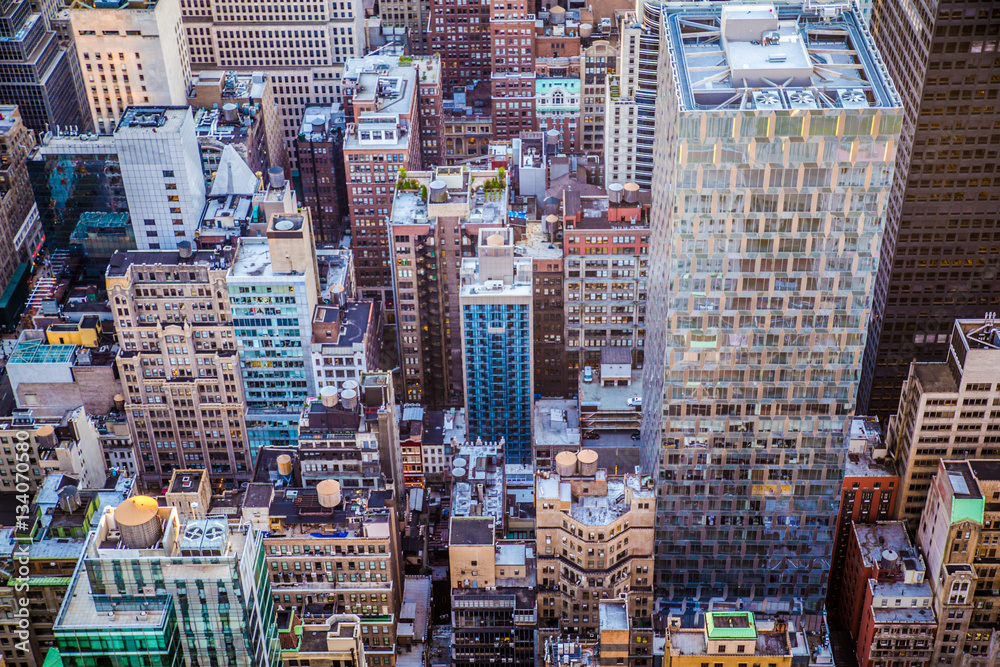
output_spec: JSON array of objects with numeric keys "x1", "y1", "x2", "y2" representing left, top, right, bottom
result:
[
  {"x1": 43, "y1": 648, "x2": 65, "y2": 667},
  {"x1": 705, "y1": 612, "x2": 757, "y2": 639},
  {"x1": 951, "y1": 497, "x2": 985, "y2": 525}
]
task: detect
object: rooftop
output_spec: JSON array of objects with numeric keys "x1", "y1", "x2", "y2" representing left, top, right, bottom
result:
[
  {"x1": 537, "y1": 473, "x2": 653, "y2": 526},
  {"x1": 533, "y1": 399, "x2": 581, "y2": 449},
  {"x1": 106, "y1": 245, "x2": 237, "y2": 277},
  {"x1": 298, "y1": 103, "x2": 346, "y2": 142},
  {"x1": 115, "y1": 106, "x2": 190, "y2": 135},
  {"x1": 449, "y1": 516, "x2": 494, "y2": 546},
  {"x1": 871, "y1": 607, "x2": 936, "y2": 625},
  {"x1": 0, "y1": 106, "x2": 19, "y2": 135},
  {"x1": 706, "y1": 611, "x2": 756, "y2": 640},
  {"x1": 943, "y1": 460, "x2": 982, "y2": 500},
  {"x1": 312, "y1": 300, "x2": 378, "y2": 347},
  {"x1": 599, "y1": 600, "x2": 629, "y2": 632},
  {"x1": 579, "y1": 368, "x2": 644, "y2": 412},
  {"x1": 912, "y1": 362, "x2": 958, "y2": 394},
  {"x1": 662, "y1": 1, "x2": 900, "y2": 112},
  {"x1": 451, "y1": 442, "x2": 505, "y2": 526},
  {"x1": 8, "y1": 339, "x2": 75, "y2": 365}
]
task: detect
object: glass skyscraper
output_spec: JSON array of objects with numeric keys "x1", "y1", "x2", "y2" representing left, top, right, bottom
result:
[
  {"x1": 641, "y1": 0, "x2": 902, "y2": 613},
  {"x1": 459, "y1": 228, "x2": 534, "y2": 465}
]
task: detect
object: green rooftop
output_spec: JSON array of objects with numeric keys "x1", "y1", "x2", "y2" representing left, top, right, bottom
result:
[
  {"x1": 8, "y1": 340, "x2": 76, "y2": 365},
  {"x1": 706, "y1": 612, "x2": 757, "y2": 640}
]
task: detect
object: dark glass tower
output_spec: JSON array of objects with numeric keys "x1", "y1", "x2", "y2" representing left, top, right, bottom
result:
[
  {"x1": 858, "y1": 1, "x2": 1000, "y2": 417},
  {"x1": 0, "y1": 0, "x2": 88, "y2": 134}
]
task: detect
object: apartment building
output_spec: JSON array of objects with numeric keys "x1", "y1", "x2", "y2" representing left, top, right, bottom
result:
[
  {"x1": 525, "y1": 224, "x2": 568, "y2": 399},
  {"x1": 427, "y1": 0, "x2": 490, "y2": 88},
  {"x1": 179, "y1": 0, "x2": 366, "y2": 169},
  {"x1": 297, "y1": 104, "x2": 349, "y2": 243},
  {"x1": 342, "y1": 55, "x2": 423, "y2": 310},
  {"x1": 106, "y1": 245, "x2": 249, "y2": 492},
  {"x1": 885, "y1": 319, "x2": 1000, "y2": 528},
  {"x1": 0, "y1": 0, "x2": 87, "y2": 135},
  {"x1": 114, "y1": 106, "x2": 206, "y2": 250},
  {"x1": 602, "y1": 11, "x2": 647, "y2": 189},
  {"x1": 535, "y1": 450, "x2": 654, "y2": 642},
  {"x1": 490, "y1": 0, "x2": 536, "y2": 139},
  {"x1": 441, "y1": 84, "x2": 493, "y2": 165},
  {"x1": 459, "y1": 227, "x2": 534, "y2": 464},
  {"x1": 663, "y1": 611, "x2": 796, "y2": 667},
  {"x1": 416, "y1": 56, "x2": 443, "y2": 167},
  {"x1": 563, "y1": 185, "x2": 648, "y2": 375},
  {"x1": 917, "y1": 460, "x2": 1000, "y2": 665},
  {"x1": 310, "y1": 300, "x2": 382, "y2": 395},
  {"x1": 53, "y1": 501, "x2": 280, "y2": 666},
  {"x1": 378, "y1": 0, "x2": 430, "y2": 54},
  {"x1": 280, "y1": 614, "x2": 369, "y2": 667},
  {"x1": 69, "y1": 0, "x2": 191, "y2": 133},
  {"x1": 227, "y1": 210, "x2": 321, "y2": 452},
  {"x1": 838, "y1": 522, "x2": 935, "y2": 667},
  {"x1": 243, "y1": 484, "x2": 402, "y2": 667},
  {"x1": 827, "y1": 417, "x2": 899, "y2": 613},
  {"x1": 294, "y1": 374, "x2": 401, "y2": 491},
  {"x1": 389, "y1": 166, "x2": 508, "y2": 405},
  {"x1": 580, "y1": 40, "x2": 616, "y2": 175},
  {"x1": 859, "y1": 0, "x2": 1000, "y2": 417},
  {"x1": 0, "y1": 107, "x2": 41, "y2": 288},
  {"x1": 641, "y1": 1, "x2": 902, "y2": 612}
]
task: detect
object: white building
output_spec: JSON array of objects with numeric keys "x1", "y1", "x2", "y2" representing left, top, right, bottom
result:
[
  {"x1": 69, "y1": 0, "x2": 191, "y2": 133},
  {"x1": 115, "y1": 106, "x2": 207, "y2": 250}
]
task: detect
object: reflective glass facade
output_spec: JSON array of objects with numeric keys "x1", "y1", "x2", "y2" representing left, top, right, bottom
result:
[{"x1": 641, "y1": 2, "x2": 902, "y2": 612}]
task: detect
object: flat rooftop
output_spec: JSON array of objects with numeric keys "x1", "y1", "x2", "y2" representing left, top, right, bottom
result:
[
  {"x1": 663, "y1": 1, "x2": 900, "y2": 112},
  {"x1": 115, "y1": 106, "x2": 190, "y2": 134},
  {"x1": 599, "y1": 601, "x2": 628, "y2": 631},
  {"x1": 943, "y1": 460, "x2": 982, "y2": 500},
  {"x1": 449, "y1": 516, "x2": 494, "y2": 546},
  {"x1": 580, "y1": 368, "x2": 644, "y2": 412},
  {"x1": 106, "y1": 246, "x2": 236, "y2": 277},
  {"x1": 533, "y1": 399, "x2": 581, "y2": 448},
  {"x1": 314, "y1": 300, "x2": 376, "y2": 347},
  {"x1": 912, "y1": 362, "x2": 958, "y2": 394}
]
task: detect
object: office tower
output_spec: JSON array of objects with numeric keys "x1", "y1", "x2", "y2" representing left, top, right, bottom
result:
[
  {"x1": 535, "y1": 450, "x2": 655, "y2": 641},
  {"x1": 297, "y1": 104, "x2": 348, "y2": 243},
  {"x1": 917, "y1": 460, "x2": 1000, "y2": 665},
  {"x1": 884, "y1": 319, "x2": 1000, "y2": 528},
  {"x1": 388, "y1": 166, "x2": 508, "y2": 405},
  {"x1": 563, "y1": 184, "x2": 649, "y2": 376},
  {"x1": 187, "y1": 70, "x2": 286, "y2": 183},
  {"x1": 459, "y1": 227, "x2": 533, "y2": 464},
  {"x1": 180, "y1": 0, "x2": 366, "y2": 168},
  {"x1": 27, "y1": 131, "x2": 127, "y2": 250},
  {"x1": 114, "y1": 106, "x2": 207, "y2": 250},
  {"x1": 826, "y1": 417, "x2": 898, "y2": 614},
  {"x1": 53, "y1": 501, "x2": 280, "y2": 667},
  {"x1": 0, "y1": 473, "x2": 135, "y2": 667},
  {"x1": 0, "y1": 106, "x2": 41, "y2": 285},
  {"x1": 417, "y1": 57, "x2": 443, "y2": 167},
  {"x1": 602, "y1": 10, "x2": 650, "y2": 188},
  {"x1": 106, "y1": 246, "x2": 251, "y2": 492},
  {"x1": 0, "y1": 407, "x2": 105, "y2": 492},
  {"x1": 342, "y1": 54, "x2": 423, "y2": 310},
  {"x1": 641, "y1": 2, "x2": 902, "y2": 612},
  {"x1": 0, "y1": 0, "x2": 87, "y2": 135},
  {"x1": 228, "y1": 210, "x2": 321, "y2": 452},
  {"x1": 242, "y1": 485, "x2": 402, "y2": 667},
  {"x1": 858, "y1": 1, "x2": 1000, "y2": 418},
  {"x1": 69, "y1": 0, "x2": 191, "y2": 133},
  {"x1": 580, "y1": 39, "x2": 617, "y2": 177},
  {"x1": 428, "y1": 0, "x2": 490, "y2": 88},
  {"x1": 490, "y1": 0, "x2": 535, "y2": 139},
  {"x1": 528, "y1": 225, "x2": 567, "y2": 399}
]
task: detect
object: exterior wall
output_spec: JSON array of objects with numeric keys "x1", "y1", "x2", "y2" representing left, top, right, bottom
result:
[
  {"x1": 490, "y1": 0, "x2": 536, "y2": 140},
  {"x1": 532, "y1": 256, "x2": 568, "y2": 398},
  {"x1": 0, "y1": 106, "x2": 39, "y2": 287},
  {"x1": 428, "y1": 0, "x2": 490, "y2": 88},
  {"x1": 885, "y1": 323, "x2": 1000, "y2": 528},
  {"x1": 70, "y1": 0, "x2": 191, "y2": 133},
  {"x1": 115, "y1": 108, "x2": 207, "y2": 251},
  {"x1": 580, "y1": 41, "x2": 616, "y2": 171},
  {"x1": 107, "y1": 257, "x2": 250, "y2": 491}
]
